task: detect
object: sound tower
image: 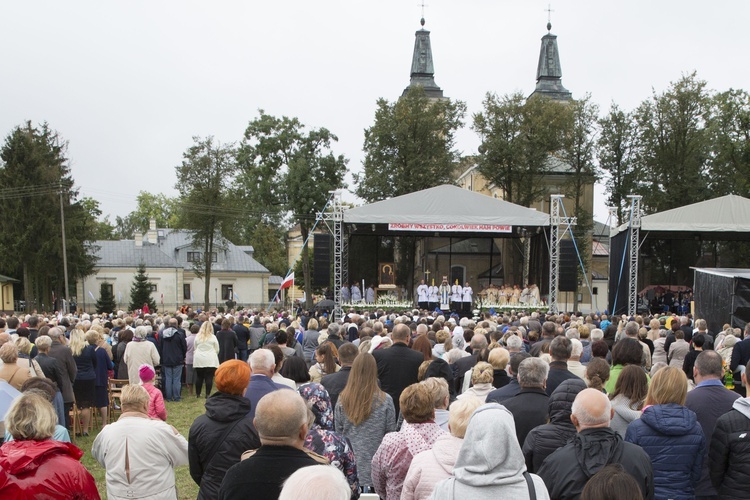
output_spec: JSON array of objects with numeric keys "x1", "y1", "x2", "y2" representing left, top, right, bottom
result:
[
  {"x1": 559, "y1": 239, "x2": 578, "y2": 292},
  {"x1": 312, "y1": 234, "x2": 331, "y2": 288}
]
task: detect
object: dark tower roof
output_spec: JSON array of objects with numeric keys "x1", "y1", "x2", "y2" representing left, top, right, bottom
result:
[
  {"x1": 530, "y1": 22, "x2": 572, "y2": 101},
  {"x1": 402, "y1": 18, "x2": 444, "y2": 98}
]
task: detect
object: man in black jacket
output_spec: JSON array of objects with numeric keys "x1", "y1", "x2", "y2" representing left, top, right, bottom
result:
[
  {"x1": 218, "y1": 389, "x2": 328, "y2": 500},
  {"x1": 232, "y1": 316, "x2": 251, "y2": 362},
  {"x1": 502, "y1": 357, "x2": 550, "y2": 446},
  {"x1": 321, "y1": 342, "x2": 357, "y2": 407},
  {"x1": 538, "y1": 388, "x2": 654, "y2": 500},
  {"x1": 373, "y1": 324, "x2": 424, "y2": 416},
  {"x1": 545, "y1": 336, "x2": 580, "y2": 395},
  {"x1": 216, "y1": 319, "x2": 239, "y2": 364},
  {"x1": 159, "y1": 317, "x2": 188, "y2": 402},
  {"x1": 486, "y1": 352, "x2": 529, "y2": 403},
  {"x1": 710, "y1": 359, "x2": 750, "y2": 499},
  {"x1": 453, "y1": 333, "x2": 487, "y2": 394}
]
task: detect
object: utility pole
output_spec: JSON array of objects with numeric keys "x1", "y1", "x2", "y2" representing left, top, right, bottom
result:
[{"x1": 59, "y1": 181, "x2": 69, "y2": 312}]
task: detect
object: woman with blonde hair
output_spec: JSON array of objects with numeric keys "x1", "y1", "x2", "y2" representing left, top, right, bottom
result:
[
  {"x1": 334, "y1": 353, "x2": 396, "y2": 493},
  {"x1": 71, "y1": 328, "x2": 97, "y2": 436},
  {"x1": 0, "y1": 344, "x2": 31, "y2": 390},
  {"x1": 192, "y1": 320, "x2": 220, "y2": 398},
  {"x1": 625, "y1": 366, "x2": 704, "y2": 499},
  {"x1": 14, "y1": 337, "x2": 45, "y2": 378},
  {"x1": 457, "y1": 362, "x2": 495, "y2": 402}
]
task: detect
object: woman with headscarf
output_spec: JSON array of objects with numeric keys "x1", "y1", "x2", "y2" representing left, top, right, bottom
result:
[
  {"x1": 298, "y1": 383, "x2": 359, "y2": 499},
  {"x1": 431, "y1": 403, "x2": 550, "y2": 499},
  {"x1": 188, "y1": 360, "x2": 260, "y2": 500},
  {"x1": 0, "y1": 392, "x2": 99, "y2": 498}
]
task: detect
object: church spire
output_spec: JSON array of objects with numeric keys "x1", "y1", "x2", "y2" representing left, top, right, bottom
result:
[
  {"x1": 530, "y1": 20, "x2": 572, "y2": 101},
  {"x1": 402, "y1": 17, "x2": 444, "y2": 98}
]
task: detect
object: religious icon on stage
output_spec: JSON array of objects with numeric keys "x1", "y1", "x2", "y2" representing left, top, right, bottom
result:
[{"x1": 379, "y1": 263, "x2": 396, "y2": 288}]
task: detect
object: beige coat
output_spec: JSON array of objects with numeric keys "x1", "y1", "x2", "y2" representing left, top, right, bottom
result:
[{"x1": 123, "y1": 341, "x2": 160, "y2": 385}]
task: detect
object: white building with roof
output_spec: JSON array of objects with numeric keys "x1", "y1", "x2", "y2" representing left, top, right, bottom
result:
[{"x1": 76, "y1": 221, "x2": 270, "y2": 312}]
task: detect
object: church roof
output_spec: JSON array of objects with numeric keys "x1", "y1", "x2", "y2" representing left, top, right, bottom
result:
[
  {"x1": 530, "y1": 22, "x2": 572, "y2": 101},
  {"x1": 402, "y1": 18, "x2": 444, "y2": 98}
]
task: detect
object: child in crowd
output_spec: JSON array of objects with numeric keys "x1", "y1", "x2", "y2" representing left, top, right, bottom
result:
[{"x1": 139, "y1": 364, "x2": 166, "y2": 421}]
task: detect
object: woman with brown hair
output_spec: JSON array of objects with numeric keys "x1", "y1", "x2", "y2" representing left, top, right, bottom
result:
[
  {"x1": 584, "y1": 357, "x2": 611, "y2": 393},
  {"x1": 609, "y1": 364, "x2": 648, "y2": 437},
  {"x1": 624, "y1": 366, "x2": 704, "y2": 499},
  {"x1": 308, "y1": 342, "x2": 340, "y2": 383},
  {"x1": 334, "y1": 352, "x2": 396, "y2": 493},
  {"x1": 412, "y1": 335, "x2": 433, "y2": 361}
]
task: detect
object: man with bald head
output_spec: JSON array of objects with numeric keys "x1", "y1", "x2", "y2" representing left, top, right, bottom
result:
[
  {"x1": 373, "y1": 323, "x2": 425, "y2": 416},
  {"x1": 538, "y1": 388, "x2": 654, "y2": 500},
  {"x1": 218, "y1": 390, "x2": 328, "y2": 500}
]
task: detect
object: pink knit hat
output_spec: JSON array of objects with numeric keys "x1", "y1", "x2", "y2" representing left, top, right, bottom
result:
[{"x1": 139, "y1": 364, "x2": 155, "y2": 382}]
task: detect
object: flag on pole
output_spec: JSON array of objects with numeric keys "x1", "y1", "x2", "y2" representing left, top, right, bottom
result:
[
  {"x1": 233, "y1": 292, "x2": 240, "y2": 301},
  {"x1": 280, "y1": 272, "x2": 295, "y2": 290},
  {"x1": 88, "y1": 290, "x2": 95, "y2": 300}
]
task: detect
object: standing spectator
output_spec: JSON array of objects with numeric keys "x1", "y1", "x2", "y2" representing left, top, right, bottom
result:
[
  {"x1": 48, "y1": 327, "x2": 77, "y2": 428},
  {"x1": 605, "y1": 338, "x2": 644, "y2": 393},
  {"x1": 70, "y1": 328, "x2": 97, "y2": 437},
  {"x1": 502, "y1": 357, "x2": 550, "y2": 446},
  {"x1": 546, "y1": 336, "x2": 580, "y2": 395},
  {"x1": 371, "y1": 383, "x2": 446, "y2": 499},
  {"x1": 188, "y1": 360, "x2": 260, "y2": 500},
  {"x1": 185, "y1": 323, "x2": 198, "y2": 396},
  {"x1": 248, "y1": 315, "x2": 266, "y2": 353},
  {"x1": 608, "y1": 365, "x2": 648, "y2": 437},
  {"x1": 709, "y1": 359, "x2": 750, "y2": 498},
  {"x1": 298, "y1": 383, "x2": 359, "y2": 498},
  {"x1": 159, "y1": 318, "x2": 187, "y2": 402},
  {"x1": 730, "y1": 323, "x2": 750, "y2": 381},
  {"x1": 114, "y1": 328, "x2": 133, "y2": 380},
  {"x1": 32, "y1": 335, "x2": 67, "y2": 426},
  {"x1": 667, "y1": 330, "x2": 690, "y2": 369},
  {"x1": 452, "y1": 334, "x2": 487, "y2": 394},
  {"x1": 90, "y1": 330, "x2": 114, "y2": 425},
  {"x1": 685, "y1": 350, "x2": 740, "y2": 498},
  {"x1": 567, "y1": 339, "x2": 587, "y2": 379},
  {"x1": 233, "y1": 316, "x2": 251, "y2": 362},
  {"x1": 652, "y1": 328, "x2": 668, "y2": 365},
  {"x1": 302, "y1": 318, "x2": 321, "y2": 366},
  {"x1": 372, "y1": 323, "x2": 425, "y2": 416},
  {"x1": 334, "y1": 353, "x2": 396, "y2": 493},
  {"x1": 279, "y1": 465, "x2": 350, "y2": 500},
  {"x1": 488, "y1": 347, "x2": 511, "y2": 388},
  {"x1": 193, "y1": 321, "x2": 220, "y2": 398},
  {"x1": 682, "y1": 333, "x2": 706, "y2": 382},
  {"x1": 486, "y1": 352, "x2": 530, "y2": 403},
  {"x1": 321, "y1": 342, "x2": 357, "y2": 407},
  {"x1": 537, "y1": 389, "x2": 654, "y2": 500},
  {"x1": 431, "y1": 403, "x2": 550, "y2": 499},
  {"x1": 321, "y1": 323, "x2": 345, "y2": 349},
  {"x1": 243, "y1": 349, "x2": 293, "y2": 421},
  {"x1": 309, "y1": 343, "x2": 340, "y2": 383},
  {"x1": 123, "y1": 326, "x2": 160, "y2": 386},
  {"x1": 401, "y1": 396, "x2": 483, "y2": 500},
  {"x1": 457, "y1": 362, "x2": 495, "y2": 402},
  {"x1": 523, "y1": 378, "x2": 587, "y2": 473},
  {"x1": 139, "y1": 363, "x2": 166, "y2": 421},
  {"x1": 0, "y1": 344, "x2": 31, "y2": 391},
  {"x1": 92, "y1": 384, "x2": 188, "y2": 499},
  {"x1": 0, "y1": 392, "x2": 99, "y2": 498},
  {"x1": 625, "y1": 366, "x2": 704, "y2": 500},
  {"x1": 216, "y1": 319, "x2": 238, "y2": 364}
]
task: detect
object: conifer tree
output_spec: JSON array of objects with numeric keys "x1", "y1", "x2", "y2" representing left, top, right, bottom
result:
[
  {"x1": 128, "y1": 263, "x2": 157, "y2": 312},
  {"x1": 95, "y1": 282, "x2": 116, "y2": 314}
]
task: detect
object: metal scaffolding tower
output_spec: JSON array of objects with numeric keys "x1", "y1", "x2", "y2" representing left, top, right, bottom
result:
[
  {"x1": 627, "y1": 195, "x2": 642, "y2": 318},
  {"x1": 548, "y1": 195, "x2": 576, "y2": 314},
  {"x1": 327, "y1": 191, "x2": 345, "y2": 322}
]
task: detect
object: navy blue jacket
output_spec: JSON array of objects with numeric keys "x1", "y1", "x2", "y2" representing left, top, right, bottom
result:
[
  {"x1": 73, "y1": 344, "x2": 97, "y2": 381},
  {"x1": 625, "y1": 403, "x2": 705, "y2": 500}
]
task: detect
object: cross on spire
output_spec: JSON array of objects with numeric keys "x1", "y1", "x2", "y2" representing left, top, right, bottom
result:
[
  {"x1": 545, "y1": 3, "x2": 554, "y2": 32},
  {"x1": 418, "y1": 1, "x2": 428, "y2": 27}
]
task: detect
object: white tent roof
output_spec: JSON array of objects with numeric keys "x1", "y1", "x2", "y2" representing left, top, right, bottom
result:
[
  {"x1": 344, "y1": 185, "x2": 549, "y2": 227},
  {"x1": 691, "y1": 267, "x2": 750, "y2": 280},
  {"x1": 614, "y1": 194, "x2": 750, "y2": 235}
]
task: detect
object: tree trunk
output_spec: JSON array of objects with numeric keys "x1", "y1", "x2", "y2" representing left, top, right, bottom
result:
[
  {"x1": 300, "y1": 224, "x2": 312, "y2": 309},
  {"x1": 23, "y1": 262, "x2": 32, "y2": 313}
]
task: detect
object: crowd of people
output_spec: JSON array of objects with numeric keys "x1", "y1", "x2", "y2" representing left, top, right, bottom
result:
[{"x1": 0, "y1": 306, "x2": 750, "y2": 499}]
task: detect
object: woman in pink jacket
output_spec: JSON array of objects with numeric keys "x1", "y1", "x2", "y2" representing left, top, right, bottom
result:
[
  {"x1": 401, "y1": 395, "x2": 483, "y2": 500},
  {"x1": 139, "y1": 364, "x2": 166, "y2": 421}
]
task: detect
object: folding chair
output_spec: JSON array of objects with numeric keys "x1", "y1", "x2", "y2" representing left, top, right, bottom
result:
[
  {"x1": 108, "y1": 378, "x2": 130, "y2": 423},
  {"x1": 68, "y1": 403, "x2": 81, "y2": 444}
]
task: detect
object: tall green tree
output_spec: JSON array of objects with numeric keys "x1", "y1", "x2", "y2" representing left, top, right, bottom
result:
[
  {"x1": 473, "y1": 92, "x2": 571, "y2": 207},
  {"x1": 0, "y1": 122, "x2": 97, "y2": 311},
  {"x1": 80, "y1": 197, "x2": 116, "y2": 240},
  {"x1": 598, "y1": 103, "x2": 640, "y2": 224},
  {"x1": 114, "y1": 191, "x2": 179, "y2": 239},
  {"x1": 248, "y1": 223, "x2": 288, "y2": 277},
  {"x1": 95, "y1": 282, "x2": 116, "y2": 314},
  {"x1": 128, "y1": 263, "x2": 157, "y2": 312},
  {"x1": 708, "y1": 88, "x2": 750, "y2": 197},
  {"x1": 355, "y1": 86, "x2": 466, "y2": 203},
  {"x1": 175, "y1": 137, "x2": 238, "y2": 310},
  {"x1": 238, "y1": 111, "x2": 347, "y2": 308}
]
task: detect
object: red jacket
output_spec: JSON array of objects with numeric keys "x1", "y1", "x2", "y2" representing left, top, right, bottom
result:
[{"x1": 0, "y1": 439, "x2": 100, "y2": 499}]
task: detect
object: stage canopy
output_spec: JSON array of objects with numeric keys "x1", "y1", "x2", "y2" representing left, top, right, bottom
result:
[
  {"x1": 344, "y1": 184, "x2": 549, "y2": 235},
  {"x1": 612, "y1": 194, "x2": 750, "y2": 240},
  {"x1": 693, "y1": 267, "x2": 750, "y2": 332}
]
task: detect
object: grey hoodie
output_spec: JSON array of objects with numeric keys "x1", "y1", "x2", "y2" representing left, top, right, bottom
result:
[
  {"x1": 733, "y1": 396, "x2": 750, "y2": 418},
  {"x1": 430, "y1": 403, "x2": 549, "y2": 500}
]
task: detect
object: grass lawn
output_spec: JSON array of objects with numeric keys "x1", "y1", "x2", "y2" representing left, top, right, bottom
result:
[{"x1": 78, "y1": 387, "x2": 208, "y2": 499}]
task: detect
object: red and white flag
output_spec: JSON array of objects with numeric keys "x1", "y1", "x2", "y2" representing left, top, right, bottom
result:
[{"x1": 280, "y1": 272, "x2": 295, "y2": 290}]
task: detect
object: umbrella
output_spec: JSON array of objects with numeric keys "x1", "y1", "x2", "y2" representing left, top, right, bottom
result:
[
  {"x1": 0, "y1": 381, "x2": 21, "y2": 421},
  {"x1": 315, "y1": 299, "x2": 335, "y2": 310}
]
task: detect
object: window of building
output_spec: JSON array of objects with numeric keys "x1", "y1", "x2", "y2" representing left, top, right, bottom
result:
[
  {"x1": 187, "y1": 251, "x2": 201, "y2": 262},
  {"x1": 103, "y1": 283, "x2": 113, "y2": 296},
  {"x1": 150, "y1": 284, "x2": 158, "y2": 292},
  {"x1": 450, "y1": 265, "x2": 465, "y2": 286},
  {"x1": 222, "y1": 284, "x2": 234, "y2": 301},
  {"x1": 210, "y1": 252, "x2": 218, "y2": 263},
  {"x1": 183, "y1": 283, "x2": 191, "y2": 300}
]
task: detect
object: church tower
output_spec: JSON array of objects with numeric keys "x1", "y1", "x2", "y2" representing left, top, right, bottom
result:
[
  {"x1": 530, "y1": 21, "x2": 572, "y2": 101},
  {"x1": 402, "y1": 17, "x2": 444, "y2": 98}
]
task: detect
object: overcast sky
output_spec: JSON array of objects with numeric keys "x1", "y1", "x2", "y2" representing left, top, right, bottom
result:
[{"x1": 2, "y1": 0, "x2": 747, "y2": 226}]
